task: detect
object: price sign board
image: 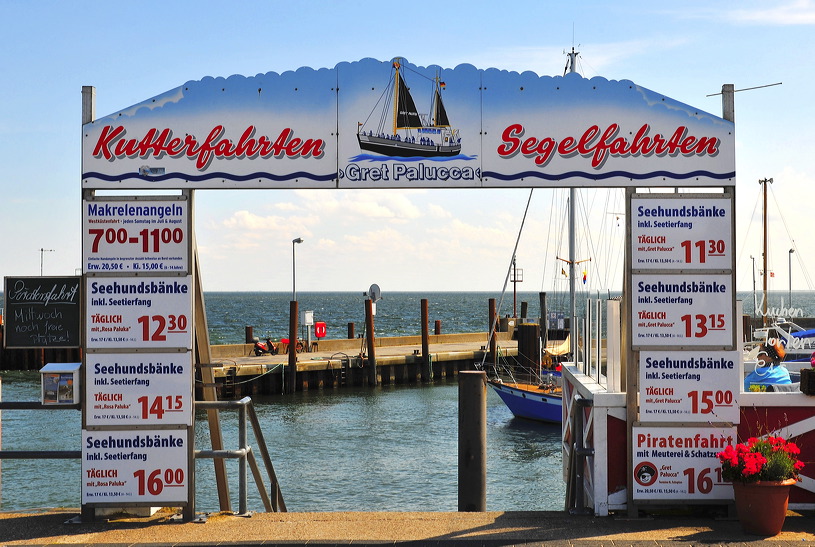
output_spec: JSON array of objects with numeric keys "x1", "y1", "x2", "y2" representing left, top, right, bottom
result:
[
  {"x1": 632, "y1": 273, "x2": 733, "y2": 348},
  {"x1": 82, "y1": 429, "x2": 189, "y2": 504},
  {"x1": 639, "y1": 351, "x2": 740, "y2": 423},
  {"x1": 86, "y1": 276, "x2": 192, "y2": 349},
  {"x1": 631, "y1": 197, "x2": 732, "y2": 270},
  {"x1": 83, "y1": 198, "x2": 189, "y2": 274},
  {"x1": 632, "y1": 425, "x2": 736, "y2": 501},
  {"x1": 86, "y1": 352, "x2": 193, "y2": 427}
]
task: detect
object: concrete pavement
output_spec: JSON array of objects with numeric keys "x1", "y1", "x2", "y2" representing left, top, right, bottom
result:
[{"x1": 0, "y1": 508, "x2": 813, "y2": 545}]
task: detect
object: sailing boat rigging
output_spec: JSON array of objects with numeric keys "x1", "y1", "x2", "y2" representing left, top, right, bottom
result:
[{"x1": 357, "y1": 59, "x2": 461, "y2": 158}]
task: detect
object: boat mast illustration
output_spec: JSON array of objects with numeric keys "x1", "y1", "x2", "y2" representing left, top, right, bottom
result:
[{"x1": 357, "y1": 58, "x2": 461, "y2": 158}]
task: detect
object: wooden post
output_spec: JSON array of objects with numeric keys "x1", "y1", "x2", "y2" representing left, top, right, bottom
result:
[
  {"x1": 245, "y1": 326, "x2": 254, "y2": 344},
  {"x1": 347, "y1": 322, "x2": 355, "y2": 339},
  {"x1": 458, "y1": 370, "x2": 487, "y2": 512},
  {"x1": 287, "y1": 300, "x2": 298, "y2": 394},
  {"x1": 435, "y1": 320, "x2": 442, "y2": 335},
  {"x1": 488, "y1": 298, "x2": 497, "y2": 365},
  {"x1": 520, "y1": 301, "x2": 528, "y2": 320},
  {"x1": 191, "y1": 212, "x2": 231, "y2": 516},
  {"x1": 421, "y1": 298, "x2": 431, "y2": 382},
  {"x1": 365, "y1": 299, "x2": 377, "y2": 385}
]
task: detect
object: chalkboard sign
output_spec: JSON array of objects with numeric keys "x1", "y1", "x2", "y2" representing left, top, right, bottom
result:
[{"x1": 3, "y1": 276, "x2": 81, "y2": 348}]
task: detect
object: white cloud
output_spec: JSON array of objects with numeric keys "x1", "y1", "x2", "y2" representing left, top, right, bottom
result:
[{"x1": 731, "y1": 1, "x2": 815, "y2": 25}]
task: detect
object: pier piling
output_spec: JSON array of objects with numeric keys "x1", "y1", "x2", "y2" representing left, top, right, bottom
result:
[
  {"x1": 421, "y1": 299, "x2": 431, "y2": 382},
  {"x1": 365, "y1": 299, "x2": 377, "y2": 386},
  {"x1": 458, "y1": 370, "x2": 487, "y2": 512}
]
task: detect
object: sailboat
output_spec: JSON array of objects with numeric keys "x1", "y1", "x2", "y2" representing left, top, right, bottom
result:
[
  {"x1": 357, "y1": 59, "x2": 461, "y2": 158},
  {"x1": 485, "y1": 48, "x2": 625, "y2": 422}
]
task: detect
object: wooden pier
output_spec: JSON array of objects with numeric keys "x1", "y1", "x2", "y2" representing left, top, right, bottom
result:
[{"x1": 201, "y1": 332, "x2": 517, "y2": 398}]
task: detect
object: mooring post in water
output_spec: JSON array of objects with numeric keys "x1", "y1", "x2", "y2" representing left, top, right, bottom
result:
[
  {"x1": 347, "y1": 322, "x2": 355, "y2": 339},
  {"x1": 488, "y1": 298, "x2": 497, "y2": 365},
  {"x1": 458, "y1": 370, "x2": 487, "y2": 512},
  {"x1": 365, "y1": 299, "x2": 377, "y2": 386},
  {"x1": 245, "y1": 326, "x2": 254, "y2": 344},
  {"x1": 287, "y1": 301, "x2": 298, "y2": 394},
  {"x1": 421, "y1": 298, "x2": 431, "y2": 382},
  {"x1": 435, "y1": 319, "x2": 442, "y2": 335}
]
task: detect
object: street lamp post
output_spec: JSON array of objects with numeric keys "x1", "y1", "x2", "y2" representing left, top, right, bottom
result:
[
  {"x1": 789, "y1": 248, "x2": 795, "y2": 308},
  {"x1": 292, "y1": 238, "x2": 303, "y2": 301}
]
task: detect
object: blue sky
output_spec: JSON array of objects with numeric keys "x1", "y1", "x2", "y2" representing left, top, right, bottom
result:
[{"x1": 1, "y1": 1, "x2": 813, "y2": 293}]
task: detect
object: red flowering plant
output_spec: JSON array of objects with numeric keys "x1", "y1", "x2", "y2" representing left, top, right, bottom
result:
[{"x1": 717, "y1": 436, "x2": 804, "y2": 483}]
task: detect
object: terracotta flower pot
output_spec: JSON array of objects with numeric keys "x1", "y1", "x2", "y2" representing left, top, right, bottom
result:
[{"x1": 732, "y1": 478, "x2": 796, "y2": 536}]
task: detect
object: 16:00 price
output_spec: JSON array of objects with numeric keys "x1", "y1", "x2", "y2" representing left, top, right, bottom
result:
[{"x1": 88, "y1": 228, "x2": 184, "y2": 253}]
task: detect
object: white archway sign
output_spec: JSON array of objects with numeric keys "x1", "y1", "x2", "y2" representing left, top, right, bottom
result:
[{"x1": 79, "y1": 57, "x2": 736, "y2": 520}]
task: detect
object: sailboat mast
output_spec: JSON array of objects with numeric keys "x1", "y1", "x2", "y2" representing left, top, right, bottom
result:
[
  {"x1": 760, "y1": 177, "x2": 773, "y2": 326},
  {"x1": 392, "y1": 61, "x2": 400, "y2": 136},
  {"x1": 566, "y1": 47, "x2": 579, "y2": 359}
]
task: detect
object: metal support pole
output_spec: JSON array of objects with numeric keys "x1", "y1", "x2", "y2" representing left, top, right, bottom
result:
[
  {"x1": 458, "y1": 370, "x2": 487, "y2": 512},
  {"x1": 488, "y1": 298, "x2": 497, "y2": 365},
  {"x1": 238, "y1": 403, "x2": 248, "y2": 515}
]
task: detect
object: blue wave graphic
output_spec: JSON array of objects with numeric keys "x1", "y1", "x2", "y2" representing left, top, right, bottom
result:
[
  {"x1": 349, "y1": 154, "x2": 477, "y2": 163},
  {"x1": 82, "y1": 171, "x2": 337, "y2": 183},
  {"x1": 482, "y1": 170, "x2": 736, "y2": 182}
]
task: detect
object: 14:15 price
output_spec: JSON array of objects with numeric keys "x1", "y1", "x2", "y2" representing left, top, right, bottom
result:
[{"x1": 137, "y1": 395, "x2": 183, "y2": 419}]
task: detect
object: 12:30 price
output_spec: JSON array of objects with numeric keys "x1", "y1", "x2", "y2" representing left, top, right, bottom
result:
[{"x1": 137, "y1": 314, "x2": 188, "y2": 341}]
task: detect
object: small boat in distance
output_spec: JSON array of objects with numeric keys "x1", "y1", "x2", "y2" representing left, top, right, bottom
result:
[{"x1": 357, "y1": 59, "x2": 461, "y2": 158}]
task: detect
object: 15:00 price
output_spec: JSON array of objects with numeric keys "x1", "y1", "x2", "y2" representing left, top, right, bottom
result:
[
  {"x1": 688, "y1": 390, "x2": 734, "y2": 413},
  {"x1": 88, "y1": 228, "x2": 184, "y2": 253}
]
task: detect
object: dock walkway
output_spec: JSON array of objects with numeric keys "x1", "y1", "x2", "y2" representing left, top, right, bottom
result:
[
  {"x1": 205, "y1": 333, "x2": 519, "y2": 396},
  {"x1": 0, "y1": 508, "x2": 812, "y2": 545}
]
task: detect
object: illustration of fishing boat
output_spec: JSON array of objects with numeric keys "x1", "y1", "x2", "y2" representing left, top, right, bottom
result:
[{"x1": 357, "y1": 59, "x2": 461, "y2": 158}]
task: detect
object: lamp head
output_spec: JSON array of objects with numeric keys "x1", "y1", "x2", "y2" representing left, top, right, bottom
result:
[{"x1": 293, "y1": 237, "x2": 303, "y2": 244}]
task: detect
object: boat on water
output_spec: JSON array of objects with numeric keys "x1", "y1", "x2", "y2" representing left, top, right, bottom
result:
[
  {"x1": 487, "y1": 336, "x2": 570, "y2": 423},
  {"x1": 357, "y1": 59, "x2": 461, "y2": 158}
]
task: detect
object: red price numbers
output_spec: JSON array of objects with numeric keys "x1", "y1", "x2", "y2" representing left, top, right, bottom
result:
[
  {"x1": 88, "y1": 228, "x2": 184, "y2": 253},
  {"x1": 137, "y1": 395, "x2": 184, "y2": 419},
  {"x1": 137, "y1": 314, "x2": 188, "y2": 341},
  {"x1": 133, "y1": 468, "x2": 185, "y2": 496},
  {"x1": 687, "y1": 390, "x2": 734, "y2": 414},
  {"x1": 680, "y1": 313, "x2": 726, "y2": 338},
  {"x1": 679, "y1": 240, "x2": 727, "y2": 263},
  {"x1": 682, "y1": 467, "x2": 722, "y2": 494}
]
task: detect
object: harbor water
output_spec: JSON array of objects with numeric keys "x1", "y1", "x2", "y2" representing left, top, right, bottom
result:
[
  {"x1": 0, "y1": 372, "x2": 563, "y2": 512},
  {"x1": 1, "y1": 290, "x2": 811, "y2": 512}
]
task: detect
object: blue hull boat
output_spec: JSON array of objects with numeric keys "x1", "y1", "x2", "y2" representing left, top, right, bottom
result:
[{"x1": 488, "y1": 379, "x2": 562, "y2": 423}]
